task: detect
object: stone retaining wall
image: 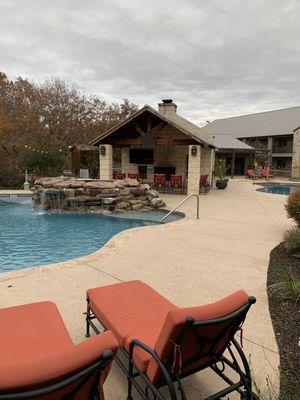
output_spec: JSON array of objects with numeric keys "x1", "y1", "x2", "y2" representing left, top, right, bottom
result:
[{"x1": 32, "y1": 177, "x2": 165, "y2": 212}]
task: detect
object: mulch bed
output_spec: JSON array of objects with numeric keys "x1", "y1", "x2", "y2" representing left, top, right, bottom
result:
[{"x1": 267, "y1": 243, "x2": 300, "y2": 398}]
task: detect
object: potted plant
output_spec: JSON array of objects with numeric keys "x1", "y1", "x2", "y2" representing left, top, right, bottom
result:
[{"x1": 215, "y1": 159, "x2": 229, "y2": 189}]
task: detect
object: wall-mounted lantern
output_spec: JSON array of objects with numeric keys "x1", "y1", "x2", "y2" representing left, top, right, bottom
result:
[
  {"x1": 100, "y1": 145, "x2": 106, "y2": 156},
  {"x1": 191, "y1": 145, "x2": 198, "y2": 156}
]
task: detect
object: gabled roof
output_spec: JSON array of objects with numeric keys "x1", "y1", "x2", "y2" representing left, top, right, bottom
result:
[
  {"x1": 69, "y1": 144, "x2": 98, "y2": 151},
  {"x1": 204, "y1": 106, "x2": 300, "y2": 138},
  {"x1": 212, "y1": 134, "x2": 254, "y2": 150},
  {"x1": 90, "y1": 105, "x2": 216, "y2": 147}
]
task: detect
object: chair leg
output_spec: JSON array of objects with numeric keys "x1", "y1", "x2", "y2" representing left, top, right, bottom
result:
[
  {"x1": 85, "y1": 301, "x2": 91, "y2": 338},
  {"x1": 127, "y1": 357, "x2": 134, "y2": 400}
]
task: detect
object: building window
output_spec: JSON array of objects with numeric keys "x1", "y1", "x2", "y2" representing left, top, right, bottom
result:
[
  {"x1": 278, "y1": 138, "x2": 288, "y2": 147},
  {"x1": 276, "y1": 159, "x2": 286, "y2": 169}
]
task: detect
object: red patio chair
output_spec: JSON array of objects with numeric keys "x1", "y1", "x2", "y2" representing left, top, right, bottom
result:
[
  {"x1": 0, "y1": 301, "x2": 118, "y2": 400},
  {"x1": 246, "y1": 169, "x2": 261, "y2": 180},
  {"x1": 261, "y1": 168, "x2": 274, "y2": 180},
  {"x1": 170, "y1": 175, "x2": 183, "y2": 194},
  {"x1": 127, "y1": 173, "x2": 139, "y2": 180},
  {"x1": 114, "y1": 173, "x2": 126, "y2": 180},
  {"x1": 86, "y1": 280, "x2": 258, "y2": 400},
  {"x1": 199, "y1": 174, "x2": 210, "y2": 194},
  {"x1": 154, "y1": 173, "x2": 167, "y2": 193}
]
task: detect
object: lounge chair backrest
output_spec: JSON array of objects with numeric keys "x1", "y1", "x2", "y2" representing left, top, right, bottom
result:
[
  {"x1": 0, "y1": 331, "x2": 118, "y2": 400},
  {"x1": 147, "y1": 291, "x2": 253, "y2": 383}
]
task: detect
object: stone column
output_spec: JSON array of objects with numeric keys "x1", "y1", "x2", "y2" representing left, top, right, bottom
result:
[
  {"x1": 200, "y1": 147, "x2": 215, "y2": 184},
  {"x1": 99, "y1": 144, "x2": 113, "y2": 180},
  {"x1": 267, "y1": 137, "x2": 273, "y2": 167},
  {"x1": 292, "y1": 129, "x2": 300, "y2": 179},
  {"x1": 188, "y1": 145, "x2": 201, "y2": 195},
  {"x1": 121, "y1": 147, "x2": 130, "y2": 173}
]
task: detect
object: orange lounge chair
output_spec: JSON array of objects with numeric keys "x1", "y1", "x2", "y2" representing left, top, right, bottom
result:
[
  {"x1": 86, "y1": 280, "x2": 258, "y2": 400},
  {"x1": 261, "y1": 168, "x2": 274, "y2": 180},
  {"x1": 0, "y1": 301, "x2": 118, "y2": 400}
]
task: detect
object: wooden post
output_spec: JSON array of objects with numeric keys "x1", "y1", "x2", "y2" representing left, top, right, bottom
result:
[{"x1": 231, "y1": 150, "x2": 236, "y2": 178}]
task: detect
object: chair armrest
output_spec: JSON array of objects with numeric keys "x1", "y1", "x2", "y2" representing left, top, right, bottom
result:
[{"x1": 128, "y1": 339, "x2": 178, "y2": 400}]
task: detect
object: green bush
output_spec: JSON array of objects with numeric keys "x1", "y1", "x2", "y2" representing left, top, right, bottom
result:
[
  {"x1": 285, "y1": 189, "x2": 300, "y2": 226},
  {"x1": 269, "y1": 268, "x2": 300, "y2": 303},
  {"x1": 215, "y1": 159, "x2": 228, "y2": 182},
  {"x1": 284, "y1": 228, "x2": 300, "y2": 254},
  {"x1": 19, "y1": 146, "x2": 65, "y2": 173}
]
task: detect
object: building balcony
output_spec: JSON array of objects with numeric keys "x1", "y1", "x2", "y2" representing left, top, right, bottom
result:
[{"x1": 272, "y1": 145, "x2": 293, "y2": 154}]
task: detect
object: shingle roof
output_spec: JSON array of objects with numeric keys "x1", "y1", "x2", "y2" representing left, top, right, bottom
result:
[
  {"x1": 157, "y1": 107, "x2": 215, "y2": 146},
  {"x1": 70, "y1": 144, "x2": 98, "y2": 151},
  {"x1": 90, "y1": 105, "x2": 216, "y2": 147},
  {"x1": 212, "y1": 134, "x2": 254, "y2": 150},
  {"x1": 204, "y1": 106, "x2": 300, "y2": 138}
]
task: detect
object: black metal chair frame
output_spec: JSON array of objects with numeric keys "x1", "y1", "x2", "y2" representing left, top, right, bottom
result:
[
  {"x1": 199, "y1": 180, "x2": 211, "y2": 195},
  {"x1": 0, "y1": 350, "x2": 114, "y2": 400},
  {"x1": 85, "y1": 296, "x2": 259, "y2": 400}
]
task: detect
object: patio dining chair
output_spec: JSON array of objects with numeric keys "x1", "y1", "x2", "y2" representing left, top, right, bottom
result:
[
  {"x1": 114, "y1": 172, "x2": 126, "y2": 180},
  {"x1": 0, "y1": 301, "x2": 118, "y2": 400},
  {"x1": 154, "y1": 173, "x2": 167, "y2": 193},
  {"x1": 170, "y1": 175, "x2": 184, "y2": 194},
  {"x1": 85, "y1": 280, "x2": 258, "y2": 400},
  {"x1": 199, "y1": 174, "x2": 210, "y2": 194},
  {"x1": 127, "y1": 173, "x2": 139, "y2": 180}
]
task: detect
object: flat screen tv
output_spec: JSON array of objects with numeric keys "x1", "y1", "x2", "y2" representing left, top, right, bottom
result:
[{"x1": 129, "y1": 149, "x2": 153, "y2": 164}]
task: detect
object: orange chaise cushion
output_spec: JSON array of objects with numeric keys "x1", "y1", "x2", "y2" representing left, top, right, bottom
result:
[
  {"x1": 147, "y1": 290, "x2": 250, "y2": 382},
  {"x1": 0, "y1": 301, "x2": 73, "y2": 364},
  {"x1": 0, "y1": 301, "x2": 118, "y2": 397},
  {"x1": 87, "y1": 280, "x2": 178, "y2": 372}
]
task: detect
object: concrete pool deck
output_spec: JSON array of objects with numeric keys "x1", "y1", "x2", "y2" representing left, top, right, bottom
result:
[{"x1": 0, "y1": 180, "x2": 293, "y2": 398}]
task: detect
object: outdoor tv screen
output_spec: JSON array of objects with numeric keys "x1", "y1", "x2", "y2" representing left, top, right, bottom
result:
[{"x1": 129, "y1": 149, "x2": 153, "y2": 164}]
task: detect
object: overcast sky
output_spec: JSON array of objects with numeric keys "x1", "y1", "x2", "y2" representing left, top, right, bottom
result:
[{"x1": 0, "y1": 0, "x2": 299, "y2": 125}]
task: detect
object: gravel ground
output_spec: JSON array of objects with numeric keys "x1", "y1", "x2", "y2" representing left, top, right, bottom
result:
[{"x1": 267, "y1": 243, "x2": 300, "y2": 398}]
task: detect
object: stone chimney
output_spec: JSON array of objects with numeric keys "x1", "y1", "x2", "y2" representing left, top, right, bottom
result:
[{"x1": 158, "y1": 99, "x2": 177, "y2": 116}]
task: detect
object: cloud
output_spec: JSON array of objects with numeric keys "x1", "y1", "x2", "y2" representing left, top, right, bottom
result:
[{"x1": 0, "y1": 0, "x2": 299, "y2": 124}]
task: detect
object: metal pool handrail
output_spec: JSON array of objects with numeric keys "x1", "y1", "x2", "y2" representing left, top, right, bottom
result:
[{"x1": 160, "y1": 193, "x2": 200, "y2": 223}]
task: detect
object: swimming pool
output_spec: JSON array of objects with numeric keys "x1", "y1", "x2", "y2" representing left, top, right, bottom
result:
[
  {"x1": 0, "y1": 202, "x2": 180, "y2": 272},
  {"x1": 256, "y1": 183, "x2": 300, "y2": 195}
]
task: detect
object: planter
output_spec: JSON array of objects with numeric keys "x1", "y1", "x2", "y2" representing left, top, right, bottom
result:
[{"x1": 216, "y1": 180, "x2": 228, "y2": 190}]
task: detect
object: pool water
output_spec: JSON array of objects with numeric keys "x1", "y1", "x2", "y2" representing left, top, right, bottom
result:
[
  {"x1": 0, "y1": 202, "x2": 162, "y2": 272},
  {"x1": 256, "y1": 183, "x2": 299, "y2": 195}
]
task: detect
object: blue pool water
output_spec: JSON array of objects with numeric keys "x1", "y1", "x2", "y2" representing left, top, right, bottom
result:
[
  {"x1": 0, "y1": 202, "x2": 164, "y2": 272},
  {"x1": 256, "y1": 183, "x2": 300, "y2": 195}
]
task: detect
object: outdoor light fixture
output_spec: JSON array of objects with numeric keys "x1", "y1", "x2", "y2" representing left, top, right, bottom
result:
[
  {"x1": 100, "y1": 145, "x2": 106, "y2": 156},
  {"x1": 191, "y1": 145, "x2": 197, "y2": 156}
]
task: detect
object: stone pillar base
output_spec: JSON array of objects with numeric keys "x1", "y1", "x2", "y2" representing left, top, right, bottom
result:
[{"x1": 187, "y1": 145, "x2": 201, "y2": 195}]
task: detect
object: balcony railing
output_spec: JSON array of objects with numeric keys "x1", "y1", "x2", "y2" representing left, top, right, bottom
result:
[{"x1": 272, "y1": 144, "x2": 293, "y2": 154}]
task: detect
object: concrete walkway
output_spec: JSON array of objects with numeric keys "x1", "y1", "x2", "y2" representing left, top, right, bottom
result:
[
  {"x1": 0, "y1": 189, "x2": 32, "y2": 195},
  {"x1": 0, "y1": 180, "x2": 292, "y2": 398}
]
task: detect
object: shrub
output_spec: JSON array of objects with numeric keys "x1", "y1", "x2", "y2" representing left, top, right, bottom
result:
[
  {"x1": 215, "y1": 159, "x2": 228, "y2": 182},
  {"x1": 284, "y1": 228, "x2": 300, "y2": 254},
  {"x1": 285, "y1": 189, "x2": 300, "y2": 226},
  {"x1": 269, "y1": 268, "x2": 300, "y2": 303}
]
